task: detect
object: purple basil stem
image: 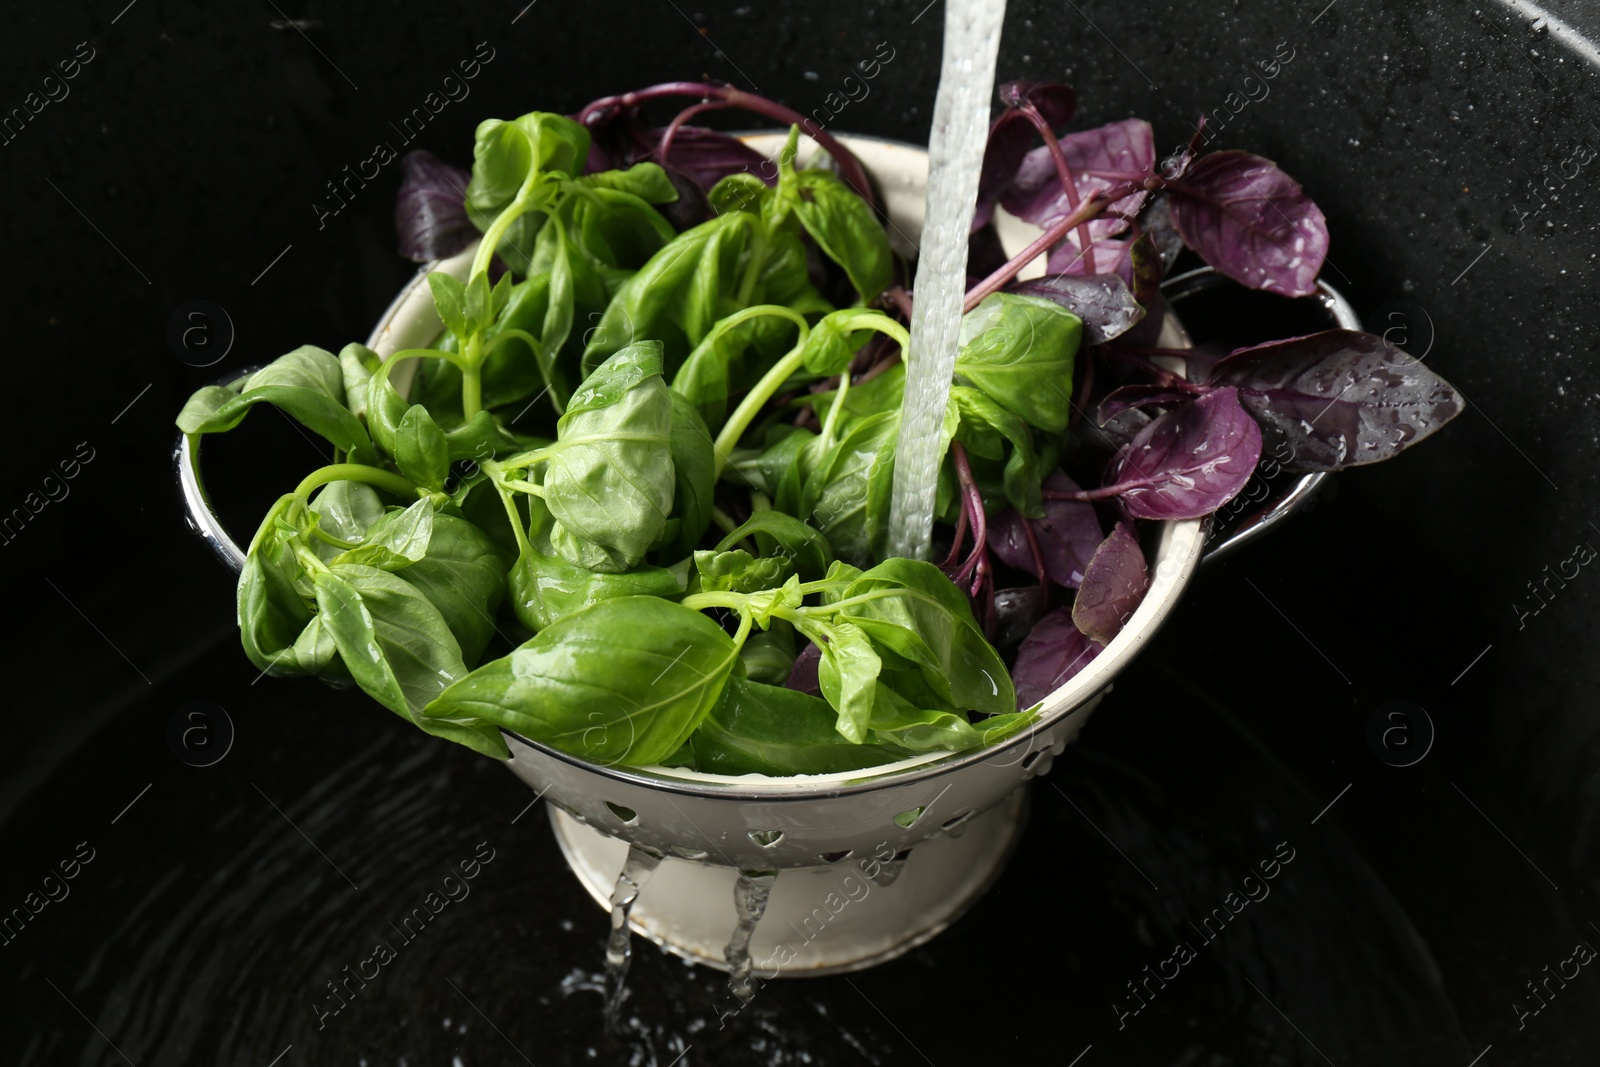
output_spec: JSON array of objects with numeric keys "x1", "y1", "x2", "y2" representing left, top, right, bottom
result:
[
  {"x1": 1071, "y1": 522, "x2": 1150, "y2": 645},
  {"x1": 1013, "y1": 608, "x2": 1105, "y2": 708},
  {"x1": 638, "y1": 125, "x2": 774, "y2": 194},
  {"x1": 1107, "y1": 387, "x2": 1263, "y2": 520},
  {"x1": 1166, "y1": 150, "x2": 1329, "y2": 297},
  {"x1": 1007, "y1": 272, "x2": 1146, "y2": 345},
  {"x1": 1000, "y1": 118, "x2": 1155, "y2": 257},
  {"x1": 1206, "y1": 329, "x2": 1464, "y2": 470},
  {"x1": 786, "y1": 642, "x2": 822, "y2": 696},
  {"x1": 974, "y1": 81, "x2": 1077, "y2": 231},
  {"x1": 394, "y1": 151, "x2": 477, "y2": 262},
  {"x1": 988, "y1": 470, "x2": 1103, "y2": 589}
]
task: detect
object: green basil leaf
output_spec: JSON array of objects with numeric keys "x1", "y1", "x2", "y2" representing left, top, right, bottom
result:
[
  {"x1": 954, "y1": 292, "x2": 1081, "y2": 434},
  {"x1": 755, "y1": 229, "x2": 831, "y2": 316},
  {"x1": 399, "y1": 512, "x2": 510, "y2": 664},
  {"x1": 314, "y1": 563, "x2": 509, "y2": 758},
  {"x1": 511, "y1": 498, "x2": 685, "y2": 632},
  {"x1": 656, "y1": 391, "x2": 716, "y2": 560},
  {"x1": 493, "y1": 269, "x2": 515, "y2": 314},
  {"x1": 694, "y1": 549, "x2": 793, "y2": 593},
  {"x1": 789, "y1": 168, "x2": 893, "y2": 303},
  {"x1": 329, "y1": 497, "x2": 434, "y2": 571},
  {"x1": 395, "y1": 405, "x2": 451, "y2": 490},
  {"x1": 680, "y1": 210, "x2": 753, "y2": 349},
  {"x1": 464, "y1": 272, "x2": 494, "y2": 334},
  {"x1": 467, "y1": 112, "x2": 588, "y2": 222},
  {"x1": 288, "y1": 612, "x2": 351, "y2": 681},
  {"x1": 707, "y1": 172, "x2": 771, "y2": 216},
  {"x1": 179, "y1": 345, "x2": 374, "y2": 460},
  {"x1": 338, "y1": 343, "x2": 381, "y2": 422},
  {"x1": 949, "y1": 385, "x2": 1041, "y2": 517},
  {"x1": 573, "y1": 187, "x2": 676, "y2": 269},
  {"x1": 428, "y1": 272, "x2": 471, "y2": 339},
  {"x1": 713, "y1": 510, "x2": 832, "y2": 583},
  {"x1": 798, "y1": 310, "x2": 875, "y2": 376},
  {"x1": 800, "y1": 411, "x2": 898, "y2": 566},
  {"x1": 837, "y1": 558, "x2": 1016, "y2": 715},
  {"x1": 800, "y1": 618, "x2": 882, "y2": 743},
  {"x1": 444, "y1": 409, "x2": 520, "y2": 463},
  {"x1": 237, "y1": 532, "x2": 312, "y2": 674},
  {"x1": 176, "y1": 384, "x2": 240, "y2": 431},
  {"x1": 865, "y1": 682, "x2": 985, "y2": 752},
  {"x1": 480, "y1": 269, "x2": 554, "y2": 411},
  {"x1": 509, "y1": 549, "x2": 685, "y2": 633},
  {"x1": 809, "y1": 362, "x2": 905, "y2": 423},
  {"x1": 580, "y1": 161, "x2": 679, "y2": 204},
  {"x1": 310, "y1": 480, "x2": 385, "y2": 546},
  {"x1": 581, "y1": 218, "x2": 714, "y2": 374},
  {"x1": 736, "y1": 426, "x2": 814, "y2": 511},
  {"x1": 739, "y1": 623, "x2": 797, "y2": 686},
  {"x1": 691, "y1": 677, "x2": 906, "y2": 776},
  {"x1": 543, "y1": 341, "x2": 676, "y2": 572},
  {"x1": 425, "y1": 596, "x2": 738, "y2": 767}
]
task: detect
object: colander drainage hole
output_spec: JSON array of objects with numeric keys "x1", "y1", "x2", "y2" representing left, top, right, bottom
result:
[
  {"x1": 1021, "y1": 749, "x2": 1045, "y2": 770},
  {"x1": 941, "y1": 810, "x2": 974, "y2": 831},
  {"x1": 747, "y1": 829, "x2": 785, "y2": 848},
  {"x1": 893, "y1": 806, "x2": 925, "y2": 829},
  {"x1": 604, "y1": 801, "x2": 639, "y2": 826},
  {"x1": 819, "y1": 850, "x2": 854, "y2": 863},
  {"x1": 669, "y1": 845, "x2": 710, "y2": 861}
]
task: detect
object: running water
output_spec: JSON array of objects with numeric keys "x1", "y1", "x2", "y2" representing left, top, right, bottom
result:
[
  {"x1": 885, "y1": 0, "x2": 1007, "y2": 560},
  {"x1": 724, "y1": 870, "x2": 779, "y2": 1002},
  {"x1": 601, "y1": 844, "x2": 664, "y2": 1030}
]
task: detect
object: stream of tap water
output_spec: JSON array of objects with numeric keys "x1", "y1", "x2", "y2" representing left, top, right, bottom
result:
[
  {"x1": 601, "y1": 844, "x2": 665, "y2": 1030},
  {"x1": 885, "y1": 0, "x2": 1007, "y2": 560},
  {"x1": 724, "y1": 870, "x2": 779, "y2": 1002}
]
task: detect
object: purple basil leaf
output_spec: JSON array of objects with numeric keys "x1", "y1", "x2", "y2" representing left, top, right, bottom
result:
[
  {"x1": 975, "y1": 82, "x2": 1078, "y2": 232},
  {"x1": 1000, "y1": 118, "x2": 1155, "y2": 235},
  {"x1": 659, "y1": 165, "x2": 713, "y2": 231},
  {"x1": 1045, "y1": 229, "x2": 1137, "y2": 282},
  {"x1": 1094, "y1": 383, "x2": 1201, "y2": 422},
  {"x1": 992, "y1": 585, "x2": 1051, "y2": 654},
  {"x1": 1117, "y1": 291, "x2": 1170, "y2": 350},
  {"x1": 1008, "y1": 272, "x2": 1146, "y2": 345},
  {"x1": 640, "y1": 125, "x2": 773, "y2": 194},
  {"x1": 987, "y1": 470, "x2": 1104, "y2": 589},
  {"x1": 1012, "y1": 608, "x2": 1105, "y2": 708},
  {"x1": 1166, "y1": 150, "x2": 1329, "y2": 297},
  {"x1": 1079, "y1": 402, "x2": 1153, "y2": 453},
  {"x1": 1071, "y1": 523, "x2": 1150, "y2": 644},
  {"x1": 996, "y1": 81, "x2": 1077, "y2": 122},
  {"x1": 786, "y1": 641, "x2": 822, "y2": 696},
  {"x1": 1142, "y1": 194, "x2": 1184, "y2": 274},
  {"x1": 1107, "y1": 387, "x2": 1263, "y2": 519},
  {"x1": 1128, "y1": 232, "x2": 1162, "y2": 306},
  {"x1": 1205, "y1": 329, "x2": 1463, "y2": 470},
  {"x1": 394, "y1": 150, "x2": 476, "y2": 262},
  {"x1": 968, "y1": 222, "x2": 1010, "y2": 288}
]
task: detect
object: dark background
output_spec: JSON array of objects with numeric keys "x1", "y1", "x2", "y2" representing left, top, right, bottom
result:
[{"x1": 3, "y1": 0, "x2": 1598, "y2": 1063}]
